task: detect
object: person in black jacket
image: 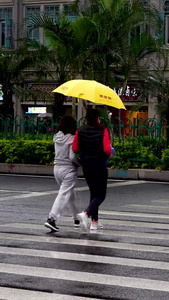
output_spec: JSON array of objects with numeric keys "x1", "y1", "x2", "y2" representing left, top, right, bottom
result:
[{"x1": 72, "y1": 109, "x2": 112, "y2": 230}]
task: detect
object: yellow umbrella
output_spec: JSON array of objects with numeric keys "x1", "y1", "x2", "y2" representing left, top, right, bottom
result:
[{"x1": 52, "y1": 79, "x2": 126, "y2": 110}]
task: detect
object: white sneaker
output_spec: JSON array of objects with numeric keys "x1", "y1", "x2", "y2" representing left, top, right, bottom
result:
[
  {"x1": 78, "y1": 211, "x2": 88, "y2": 230},
  {"x1": 90, "y1": 221, "x2": 103, "y2": 230},
  {"x1": 90, "y1": 221, "x2": 98, "y2": 230}
]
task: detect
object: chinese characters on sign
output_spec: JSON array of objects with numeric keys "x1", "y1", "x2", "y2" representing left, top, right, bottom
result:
[{"x1": 117, "y1": 84, "x2": 141, "y2": 101}]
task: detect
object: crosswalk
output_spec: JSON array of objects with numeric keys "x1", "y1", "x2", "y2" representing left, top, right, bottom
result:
[{"x1": 1, "y1": 210, "x2": 169, "y2": 299}]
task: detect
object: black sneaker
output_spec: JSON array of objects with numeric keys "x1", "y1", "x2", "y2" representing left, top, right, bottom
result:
[
  {"x1": 44, "y1": 218, "x2": 59, "y2": 232},
  {"x1": 74, "y1": 219, "x2": 80, "y2": 228}
]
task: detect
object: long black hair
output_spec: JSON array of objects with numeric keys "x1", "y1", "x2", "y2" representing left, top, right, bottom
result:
[
  {"x1": 86, "y1": 108, "x2": 105, "y2": 129},
  {"x1": 57, "y1": 116, "x2": 77, "y2": 135}
]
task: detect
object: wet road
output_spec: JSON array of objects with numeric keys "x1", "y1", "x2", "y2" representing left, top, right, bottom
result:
[{"x1": 0, "y1": 174, "x2": 169, "y2": 300}]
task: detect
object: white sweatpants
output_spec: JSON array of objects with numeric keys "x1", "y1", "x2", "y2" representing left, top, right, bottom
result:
[{"x1": 49, "y1": 165, "x2": 79, "y2": 221}]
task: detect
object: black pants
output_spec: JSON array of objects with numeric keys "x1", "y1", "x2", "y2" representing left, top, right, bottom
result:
[{"x1": 83, "y1": 163, "x2": 108, "y2": 221}]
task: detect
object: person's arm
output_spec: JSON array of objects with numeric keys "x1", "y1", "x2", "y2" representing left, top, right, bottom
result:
[
  {"x1": 69, "y1": 146, "x2": 80, "y2": 167},
  {"x1": 103, "y1": 128, "x2": 113, "y2": 157},
  {"x1": 72, "y1": 130, "x2": 80, "y2": 153}
]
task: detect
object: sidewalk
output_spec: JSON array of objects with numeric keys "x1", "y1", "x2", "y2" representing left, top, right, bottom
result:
[{"x1": 0, "y1": 163, "x2": 169, "y2": 182}]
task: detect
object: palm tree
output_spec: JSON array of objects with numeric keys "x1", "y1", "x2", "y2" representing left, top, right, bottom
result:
[
  {"x1": 23, "y1": 0, "x2": 163, "y2": 120},
  {"x1": 0, "y1": 47, "x2": 33, "y2": 117},
  {"x1": 0, "y1": 41, "x2": 56, "y2": 118},
  {"x1": 25, "y1": 13, "x2": 98, "y2": 118},
  {"x1": 80, "y1": 0, "x2": 163, "y2": 93},
  {"x1": 0, "y1": 49, "x2": 22, "y2": 117}
]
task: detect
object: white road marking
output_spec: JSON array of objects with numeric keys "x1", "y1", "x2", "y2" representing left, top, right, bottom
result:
[
  {"x1": 0, "y1": 180, "x2": 145, "y2": 201},
  {"x1": 1, "y1": 221, "x2": 169, "y2": 237},
  {"x1": 2, "y1": 215, "x2": 169, "y2": 230},
  {"x1": 0, "y1": 191, "x2": 59, "y2": 201},
  {"x1": 1, "y1": 232, "x2": 169, "y2": 253},
  {"x1": 125, "y1": 204, "x2": 169, "y2": 210},
  {"x1": 0, "y1": 287, "x2": 99, "y2": 300},
  {"x1": 106, "y1": 181, "x2": 146, "y2": 187},
  {"x1": 2, "y1": 263, "x2": 169, "y2": 292},
  {"x1": 152, "y1": 200, "x2": 169, "y2": 203},
  {"x1": 99, "y1": 210, "x2": 169, "y2": 219},
  {"x1": 1, "y1": 246, "x2": 169, "y2": 270},
  {"x1": 0, "y1": 189, "x2": 20, "y2": 193}
]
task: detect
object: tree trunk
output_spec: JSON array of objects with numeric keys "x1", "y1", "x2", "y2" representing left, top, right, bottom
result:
[
  {"x1": 53, "y1": 93, "x2": 65, "y2": 122},
  {"x1": 72, "y1": 97, "x2": 76, "y2": 119},
  {"x1": 1, "y1": 90, "x2": 14, "y2": 118}
]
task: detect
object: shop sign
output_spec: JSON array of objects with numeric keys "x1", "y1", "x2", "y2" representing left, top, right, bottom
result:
[{"x1": 117, "y1": 84, "x2": 143, "y2": 101}]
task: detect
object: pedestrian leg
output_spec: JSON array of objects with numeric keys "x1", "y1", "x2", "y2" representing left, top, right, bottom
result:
[{"x1": 49, "y1": 168, "x2": 77, "y2": 221}]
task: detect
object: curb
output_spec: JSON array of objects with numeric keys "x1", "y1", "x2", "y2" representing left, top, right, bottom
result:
[{"x1": 0, "y1": 163, "x2": 169, "y2": 182}]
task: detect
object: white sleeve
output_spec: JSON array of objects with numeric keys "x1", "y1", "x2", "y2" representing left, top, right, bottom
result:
[{"x1": 69, "y1": 146, "x2": 80, "y2": 167}]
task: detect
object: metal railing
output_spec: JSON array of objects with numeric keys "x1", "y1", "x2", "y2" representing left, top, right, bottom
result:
[
  {"x1": 109, "y1": 117, "x2": 169, "y2": 161},
  {"x1": 0, "y1": 114, "x2": 169, "y2": 161},
  {"x1": 0, "y1": 114, "x2": 59, "y2": 140}
]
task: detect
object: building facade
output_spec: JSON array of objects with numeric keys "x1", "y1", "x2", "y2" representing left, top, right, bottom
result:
[
  {"x1": 0, "y1": 0, "x2": 167, "y2": 121},
  {"x1": 0, "y1": 0, "x2": 79, "y2": 119}
]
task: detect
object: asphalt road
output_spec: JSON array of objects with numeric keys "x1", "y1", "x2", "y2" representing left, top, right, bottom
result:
[{"x1": 0, "y1": 174, "x2": 169, "y2": 300}]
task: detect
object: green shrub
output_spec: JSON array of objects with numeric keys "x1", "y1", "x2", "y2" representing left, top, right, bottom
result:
[
  {"x1": 0, "y1": 140, "x2": 11, "y2": 162},
  {"x1": 0, "y1": 139, "x2": 54, "y2": 166},
  {"x1": 162, "y1": 148, "x2": 169, "y2": 170},
  {"x1": 0, "y1": 138, "x2": 168, "y2": 169},
  {"x1": 108, "y1": 138, "x2": 165, "y2": 170}
]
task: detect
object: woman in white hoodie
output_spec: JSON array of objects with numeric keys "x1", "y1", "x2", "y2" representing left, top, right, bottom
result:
[{"x1": 44, "y1": 116, "x2": 80, "y2": 232}]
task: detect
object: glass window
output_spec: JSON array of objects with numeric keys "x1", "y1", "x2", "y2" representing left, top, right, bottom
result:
[
  {"x1": 165, "y1": 2, "x2": 169, "y2": 43},
  {"x1": 44, "y1": 6, "x2": 60, "y2": 46},
  {"x1": 25, "y1": 6, "x2": 40, "y2": 42},
  {"x1": 0, "y1": 22, "x2": 5, "y2": 46},
  {"x1": 0, "y1": 7, "x2": 12, "y2": 20},
  {"x1": 26, "y1": 6, "x2": 40, "y2": 18},
  {"x1": 63, "y1": 5, "x2": 78, "y2": 21},
  {"x1": 0, "y1": 8, "x2": 12, "y2": 49},
  {"x1": 44, "y1": 6, "x2": 59, "y2": 18},
  {"x1": 164, "y1": 0, "x2": 169, "y2": 12}
]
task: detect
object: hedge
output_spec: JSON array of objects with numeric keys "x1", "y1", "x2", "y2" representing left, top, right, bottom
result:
[
  {"x1": 0, "y1": 140, "x2": 54, "y2": 166},
  {"x1": 0, "y1": 139, "x2": 169, "y2": 170}
]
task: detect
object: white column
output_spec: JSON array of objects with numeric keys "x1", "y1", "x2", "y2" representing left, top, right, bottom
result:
[
  {"x1": 77, "y1": 99, "x2": 86, "y2": 123},
  {"x1": 148, "y1": 95, "x2": 159, "y2": 120},
  {"x1": 13, "y1": 95, "x2": 24, "y2": 119}
]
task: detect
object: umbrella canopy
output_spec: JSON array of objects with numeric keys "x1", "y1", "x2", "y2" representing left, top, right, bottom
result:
[{"x1": 52, "y1": 79, "x2": 126, "y2": 110}]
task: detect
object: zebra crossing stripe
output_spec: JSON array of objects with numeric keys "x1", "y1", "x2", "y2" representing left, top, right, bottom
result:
[
  {"x1": 99, "y1": 210, "x2": 169, "y2": 219},
  {"x1": 106, "y1": 181, "x2": 146, "y2": 187},
  {"x1": 124, "y1": 204, "x2": 169, "y2": 210},
  {"x1": 1, "y1": 217, "x2": 169, "y2": 229},
  {"x1": 53, "y1": 217, "x2": 169, "y2": 230},
  {"x1": 0, "y1": 232, "x2": 169, "y2": 254},
  {"x1": 0, "y1": 246, "x2": 169, "y2": 270},
  {"x1": 0, "y1": 180, "x2": 145, "y2": 201},
  {"x1": 1, "y1": 263, "x2": 169, "y2": 292},
  {"x1": 0, "y1": 287, "x2": 99, "y2": 300},
  {"x1": 1, "y1": 223, "x2": 169, "y2": 240}
]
